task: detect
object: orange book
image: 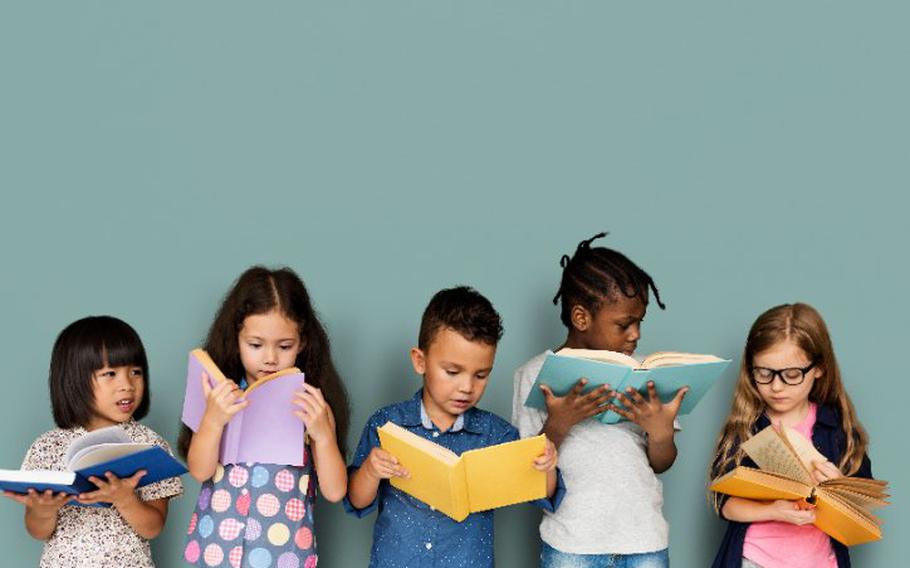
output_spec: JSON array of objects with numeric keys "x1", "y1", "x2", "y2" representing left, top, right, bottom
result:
[{"x1": 710, "y1": 424, "x2": 889, "y2": 546}]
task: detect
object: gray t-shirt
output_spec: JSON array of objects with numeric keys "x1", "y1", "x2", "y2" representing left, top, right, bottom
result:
[{"x1": 511, "y1": 351, "x2": 673, "y2": 555}]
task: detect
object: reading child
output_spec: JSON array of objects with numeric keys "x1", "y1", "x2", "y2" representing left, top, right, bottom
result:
[
  {"x1": 709, "y1": 303, "x2": 874, "y2": 568},
  {"x1": 179, "y1": 266, "x2": 350, "y2": 568},
  {"x1": 4, "y1": 316, "x2": 183, "y2": 568},
  {"x1": 512, "y1": 233, "x2": 686, "y2": 567},
  {"x1": 345, "y1": 286, "x2": 563, "y2": 568}
]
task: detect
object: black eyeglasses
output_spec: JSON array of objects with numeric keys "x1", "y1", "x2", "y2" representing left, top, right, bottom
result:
[{"x1": 751, "y1": 361, "x2": 817, "y2": 386}]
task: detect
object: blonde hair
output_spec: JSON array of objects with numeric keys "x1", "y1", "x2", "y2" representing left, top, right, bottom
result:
[{"x1": 709, "y1": 303, "x2": 868, "y2": 512}]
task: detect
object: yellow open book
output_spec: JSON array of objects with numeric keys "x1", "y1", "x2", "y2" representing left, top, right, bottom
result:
[
  {"x1": 377, "y1": 421, "x2": 547, "y2": 522},
  {"x1": 710, "y1": 424, "x2": 890, "y2": 546}
]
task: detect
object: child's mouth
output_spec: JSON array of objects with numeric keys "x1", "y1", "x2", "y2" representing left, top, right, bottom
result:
[{"x1": 117, "y1": 398, "x2": 134, "y2": 412}]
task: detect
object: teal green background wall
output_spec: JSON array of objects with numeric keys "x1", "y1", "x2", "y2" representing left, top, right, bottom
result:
[{"x1": 1, "y1": 2, "x2": 906, "y2": 566}]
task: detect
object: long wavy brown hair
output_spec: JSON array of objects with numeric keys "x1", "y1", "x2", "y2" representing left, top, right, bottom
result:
[
  {"x1": 178, "y1": 266, "x2": 350, "y2": 459},
  {"x1": 709, "y1": 303, "x2": 868, "y2": 512}
]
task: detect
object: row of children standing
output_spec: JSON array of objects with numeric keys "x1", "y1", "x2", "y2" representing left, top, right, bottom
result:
[{"x1": 4, "y1": 234, "x2": 875, "y2": 568}]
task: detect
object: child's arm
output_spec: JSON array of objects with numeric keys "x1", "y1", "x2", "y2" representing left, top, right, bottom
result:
[
  {"x1": 75, "y1": 471, "x2": 170, "y2": 539},
  {"x1": 532, "y1": 440, "x2": 559, "y2": 498},
  {"x1": 293, "y1": 384, "x2": 347, "y2": 502},
  {"x1": 610, "y1": 382, "x2": 688, "y2": 473},
  {"x1": 187, "y1": 373, "x2": 248, "y2": 482},
  {"x1": 4, "y1": 489, "x2": 70, "y2": 540},
  {"x1": 539, "y1": 379, "x2": 613, "y2": 448},
  {"x1": 347, "y1": 448, "x2": 409, "y2": 510},
  {"x1": 721, "y1": 496, "x2": 816, "y2": 525}
]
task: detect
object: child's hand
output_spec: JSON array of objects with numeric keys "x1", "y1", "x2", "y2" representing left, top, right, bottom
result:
[
  {"x1": 769, "y1": 499, "x2": 816, "y2": 525},
  {"x1": 293, "y1": 384, "x2": 336, "y2": 444},
  {"x1": 201, "y1": 372, "x2": 249, "y2": 428},
  {"x1": 76, "y1": 471, "x2": 146, "y2": 508},
  {"x1": 3, "y1": 488, "x2": 70, "y2": 515},
  {"x1": 533, "y1": 440, "x2": 558, "y2": 473},
  {"x1": 541, "y1": 379, "x2": 613, "y2": 429},
  {"x1": 609, "y1": 382, "x2": 687, "y2": 439},
  {"x1": 811, "y1": 459, "x2": 843, "y2": 484},
  {"x1": 362, "y1": 447, "x2": 410, "y2": 481}
]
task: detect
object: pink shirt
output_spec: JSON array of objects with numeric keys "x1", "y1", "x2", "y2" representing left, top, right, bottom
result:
[{"x1": 742, "y1": 403, "x2": 837, "y2": 568}]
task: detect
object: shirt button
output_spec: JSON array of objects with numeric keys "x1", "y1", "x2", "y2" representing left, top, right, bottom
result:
[
  {"x1": 432, "y1": 432, "x2": 440, "y2": 438},
  {"x1": 425, "y1": 542, "x2": 433, "y2": 550}
]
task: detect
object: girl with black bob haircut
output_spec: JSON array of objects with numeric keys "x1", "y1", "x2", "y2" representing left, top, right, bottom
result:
[{"x1": 8, "y1": 316, "x2": 183, "y2": 567}]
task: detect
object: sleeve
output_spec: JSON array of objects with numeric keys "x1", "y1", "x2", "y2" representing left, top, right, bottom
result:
[
  {"x1": 137, "y1": 435, "x2": 184, "y2": 502},
  {"x1": 342, "y1": 415, "x2": 383, "y2": 518},
  {"x1": 512, "y1": 364, "x2": 547, "y2": 439},
  {"x1": 20, "y1": 433, "x2": 61, "y2": 471},
  {"x1": 494, "y1": 421, "x2": 565, "y2": 513}
]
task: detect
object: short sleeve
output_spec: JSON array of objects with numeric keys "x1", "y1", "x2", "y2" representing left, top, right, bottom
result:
[
  {"x1": 512, "y1": 364, "x2": 547, "y2": 439},
  {"x1": 20, "y1": 432, "x2": 64, "y2": 471}
]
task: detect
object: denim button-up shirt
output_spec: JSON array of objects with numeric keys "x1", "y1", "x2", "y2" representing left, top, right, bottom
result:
[{"x1": 344, "y1": 389, "x2": 566, "y2": 568}]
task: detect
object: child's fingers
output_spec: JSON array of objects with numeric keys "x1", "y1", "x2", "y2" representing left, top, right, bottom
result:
[
  {"x1": 605, "y1": 403, "x2": 634, "y2": 421},
  {"x1": 570, "y1": 378, "x2": 589, "y2": 397},
  {"x1": 667, "y1": 386, "x2": 688, "y2": 410},
  {"x1": 624, "y1": 387, "x2": 647, "y2": 407},
  {"x1": 812, "y1": 459, "x2": 841, "y2": 481},
  {"x1": 3, "y1": 492, "x2": 28, "y2": 505},
  {"x1": 200, "y1": 372, "x2": 213, "y2": 396},
  {"x1": 300, "y1": 383, "x2": 326, "y2": 403}
]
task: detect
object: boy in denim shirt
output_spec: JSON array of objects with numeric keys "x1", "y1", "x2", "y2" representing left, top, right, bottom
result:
[{"x1": 345, "y1": 286, "x2": 564, "y2": 568}]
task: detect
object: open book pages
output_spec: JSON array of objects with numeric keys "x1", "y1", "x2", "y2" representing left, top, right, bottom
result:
[{"x1": 556, "y1": 348, "x2": 724, "y2": 369}]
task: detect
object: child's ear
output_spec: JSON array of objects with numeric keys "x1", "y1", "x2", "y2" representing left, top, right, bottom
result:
[
  {"x1": 410, "y1": 347, "x2": 427, "y2": 375},
  {"x1": 570, "y1": 305, "x2": 592, "y2": 332}
]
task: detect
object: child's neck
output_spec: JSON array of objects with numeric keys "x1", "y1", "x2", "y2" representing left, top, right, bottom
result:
[{"x1": 765, "y1": 399, "x2": 812, "y2": 428}]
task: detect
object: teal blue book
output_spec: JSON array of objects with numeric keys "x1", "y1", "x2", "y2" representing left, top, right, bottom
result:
[{"x1": 524, "y1": 350, "x2": 731, "y2": 424}]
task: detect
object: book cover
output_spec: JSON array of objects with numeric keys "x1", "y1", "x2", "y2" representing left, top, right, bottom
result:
[
  {"x1": 377, "y1": 421, "x2": 546, "y2": 522},
  {"x1": 180, "y1": 349, "x2": 308, "y2": 466},
  {"x1": 524, "y1": 350, "x2": 730, "y2": 424}
]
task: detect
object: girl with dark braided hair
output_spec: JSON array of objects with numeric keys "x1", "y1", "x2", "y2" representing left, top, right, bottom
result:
[{"x1": 512, "y1": 232, "x2": 685, "y2": 568}]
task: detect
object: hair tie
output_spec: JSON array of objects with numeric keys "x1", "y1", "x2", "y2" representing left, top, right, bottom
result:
[{"x1": 559, "y1": 254, "x2": 571, "y2": 268}]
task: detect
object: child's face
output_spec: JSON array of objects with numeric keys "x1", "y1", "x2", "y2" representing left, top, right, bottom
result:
[
  {"x1": 411, "y1": 327, "x2": 496, "y2": 429},
  {"x1": 753, "y1": 340, "x2": 822, "y2": 420},
  {"x1": 87, "y1": 363, "x2": 145, "y2": 431},
  {"x1": 571, "y1": 294, "x2": 647, "y2": 355},
  {"x1": 238, "y1": 309, "x2": 303, "y2": 382}
]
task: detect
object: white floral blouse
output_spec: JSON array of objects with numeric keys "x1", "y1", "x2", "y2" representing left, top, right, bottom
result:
[{"x1": 21, "y1": 419, "x2": 184, "y2": 568}]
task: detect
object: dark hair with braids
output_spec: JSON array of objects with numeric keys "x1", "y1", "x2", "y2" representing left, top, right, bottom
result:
[
  {"x1": 418, "y1": 286, "x2": 504, "y2": 350},
  {"x1": 178, "y1": 266, "x2": 350, "y2": 458},
  {"x1": 553, "y1": 232, "x2": 665, "y2": 328}
]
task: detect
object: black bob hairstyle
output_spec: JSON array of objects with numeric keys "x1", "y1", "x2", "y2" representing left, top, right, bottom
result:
[{"x1": 49, "y1": 315, "x2": 150, "y2": 429}]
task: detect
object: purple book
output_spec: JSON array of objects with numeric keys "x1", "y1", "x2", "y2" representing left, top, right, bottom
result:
[{"x1": 181, "y1": 349, "x2": 308, "y2": 467}]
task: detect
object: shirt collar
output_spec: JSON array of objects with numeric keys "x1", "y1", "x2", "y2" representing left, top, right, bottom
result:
[{"x1": 403, "y1": 388, "x2": 484, "y2": 434}]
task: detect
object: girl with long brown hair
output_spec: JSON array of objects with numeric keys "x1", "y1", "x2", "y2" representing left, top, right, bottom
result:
[{"x1": 709, "y1": 303, "x2": 873, "y2": 568}]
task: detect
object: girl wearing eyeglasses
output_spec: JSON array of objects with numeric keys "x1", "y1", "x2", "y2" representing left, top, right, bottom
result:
[{"x1": 708, "y1": 303, "x2": 874, "y2": 568}]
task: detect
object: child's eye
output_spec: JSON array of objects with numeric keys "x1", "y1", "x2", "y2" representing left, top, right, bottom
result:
[
  {"x1": 446, "y1": 369, "x2": 459, "y2": 376},
  {"x1": 248, "y1": 343, "x2": 262, "y2": 349},
  {"x1": 130, "y1": 368, "x2": 144, "y2": 377},
  {"x1": 280, "y1": 345, "x2": 294, "y2": 351},
  {"x1": 476, "y1": 374, "x2": 489, "y2": 380}
]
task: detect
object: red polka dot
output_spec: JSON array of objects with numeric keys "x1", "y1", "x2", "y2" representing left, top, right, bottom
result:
[
  {"x1": 184, "y1": 540, "x2": 200, "y2": 563},
  {"x1": 295, "y1": 526, "x2": 313, "y2": 550}
]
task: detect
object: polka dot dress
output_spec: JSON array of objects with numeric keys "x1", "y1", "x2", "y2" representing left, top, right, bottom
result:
[{"x1": 184, "y1": 450, "x2": 317, "y2": 568}]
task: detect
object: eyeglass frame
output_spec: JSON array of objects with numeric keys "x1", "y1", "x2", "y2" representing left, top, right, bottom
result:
[{"x1": 751, "y1": 361, "x2": 818, "y2": 386}]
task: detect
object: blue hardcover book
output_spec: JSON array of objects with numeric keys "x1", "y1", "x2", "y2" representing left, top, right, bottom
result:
[
  {"x1": 0, "y1": 425, "x2": 187, "y2": 504},
  {"x1": 524, "y1": 350, "x2": 731, "y2": 424}
]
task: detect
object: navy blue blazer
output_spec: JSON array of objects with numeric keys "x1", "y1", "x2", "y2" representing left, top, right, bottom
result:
[{"x1": 711, "y1": 404, "x2": 873, "y2": 568}]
